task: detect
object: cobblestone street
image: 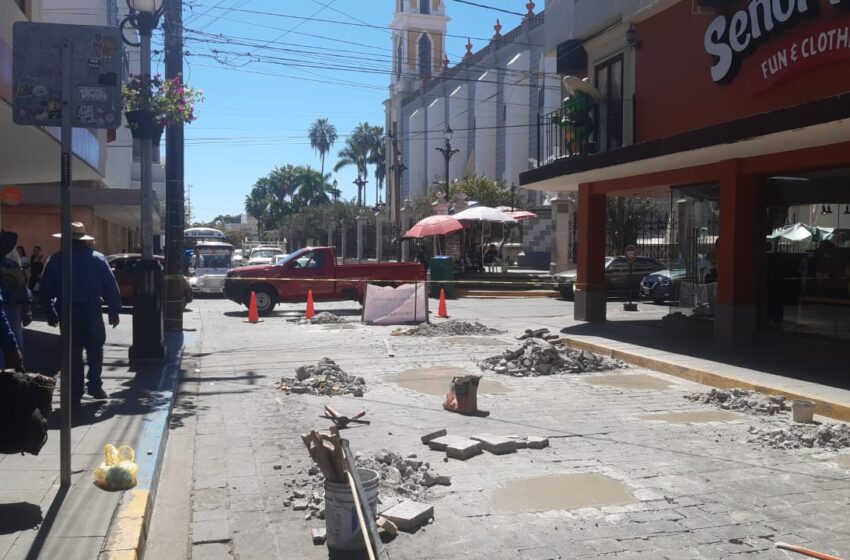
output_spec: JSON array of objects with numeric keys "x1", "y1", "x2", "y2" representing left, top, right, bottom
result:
[{"x1": 153, "y1": 298, "x2": 850, "y2": 560}]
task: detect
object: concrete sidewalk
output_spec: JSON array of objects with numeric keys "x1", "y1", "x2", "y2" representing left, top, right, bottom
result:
[{"x1": 0, "y1": 314, "x2": 183, "y2": 560}]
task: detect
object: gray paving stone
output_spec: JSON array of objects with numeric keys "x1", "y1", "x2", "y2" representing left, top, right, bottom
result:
[{"x1": 471, "y1": 433, "x2": 517, "y2": 455}]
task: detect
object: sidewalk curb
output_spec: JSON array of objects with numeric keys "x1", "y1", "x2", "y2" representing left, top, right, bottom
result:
[
  {"x1": 563, "y1": 337, "x2": 850, "y2": 423},
  {"x1": 98, "y1": 332, "x2": 188, "y2": 560}
]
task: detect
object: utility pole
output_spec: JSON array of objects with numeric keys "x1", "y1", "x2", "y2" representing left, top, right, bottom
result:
[{"x1": 164, "y1": 0, "x2": 185, "y2": 332}]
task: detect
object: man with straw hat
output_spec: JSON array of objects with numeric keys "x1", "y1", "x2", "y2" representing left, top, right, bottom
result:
[{"x1": 40, "y1": 222, "x2": 121, "y2": 406}]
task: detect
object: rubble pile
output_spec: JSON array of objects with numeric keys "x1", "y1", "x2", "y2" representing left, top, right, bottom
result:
[
  {"x1": 278, "y1": 358, "x2": 365, "y2": 397},
  {"x1": 684, "y1": 388, "x2": 791, "y2": 416},
  {"x1": 480, "y1": 338, "x2": 626, "y2": 376},
  {"x1": 393, "y1": 320, "x2": 506, "y2": 337},
  {"x1": 298, "y1": 312, "x2": 348, "y2": 325},
  {"x1": 747, "y1": 423, "x2": 850, "y2": 450},
  {"x1": 283, "y1": 450, "x2": 448, "y2": 520}
]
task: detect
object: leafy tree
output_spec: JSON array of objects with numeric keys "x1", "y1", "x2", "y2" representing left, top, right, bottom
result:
[
  {"x1": 452, "y1": 175, "x2": 512, "y2": 208},
  {"x1": 244, "y1": 185, "x2": 269, "y2": 239},
  {"x1": 293, "y1": 167, "x2": 336, "y2": 207},
  {"x1": 308, "y1": 117, "x2": 338, "y2": 175},
  {"x1": 334, "y1": 122, "x2": 384, "y2": 207},
  {"x1": 370, "y1": 140, "x2": 386, "y2": 205},
  {"x1": 607, "y1": 197, "x2": 656, "y2": 254},
  {"x1": 211, "y1": 214, "x2": 241, "y2": 225}
]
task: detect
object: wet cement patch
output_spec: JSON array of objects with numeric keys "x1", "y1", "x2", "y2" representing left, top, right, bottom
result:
[
  {"x1": 640, "y1": 411, "x2": 743, "y2": 424},
  {"x1": 492, "y1": 474, "x2": 635, "y2": 513},
  {"x1": 586, "y1": 374, "x2": 672, "y2": 391},
  {"x1": 388, "y1": 366, "x2": 512, "y2": 396},
  {"x1": 834, "y1": 455, "x2": 850, "y2": 468}
]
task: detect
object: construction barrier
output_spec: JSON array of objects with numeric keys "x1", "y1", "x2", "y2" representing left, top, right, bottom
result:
[{"x1": 362, "y1": 282, "x2": 428, "y2": 325}]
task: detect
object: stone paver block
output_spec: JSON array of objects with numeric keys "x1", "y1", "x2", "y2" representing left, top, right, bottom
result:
[
  {"x1": 446, "y1": 439, "x2": 483, "y2": 460},
  {"x1": 380, "y1": 500, "x2": 434, "y2": 532},
  {"x1": 310, "y1": 528, "x2": 326, "y2": 545},
  {"x1": 427, "y1": 434, "x2": 466, "y2": 451},
  {"x1": 471, "y1": 433, "x2": 517, "y2": 455},
  {"x1": 527, "y1": 436, "x2": 549, "y2": 449},
  {"x1": 420, "y1": 428, "x2": 448, "y2": 444}
]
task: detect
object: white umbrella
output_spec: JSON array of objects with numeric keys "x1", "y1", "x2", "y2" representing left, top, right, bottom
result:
[
  {"x1": 453, "y1": 206, "x2": 516, "y2": 223},
  {"x1": 452, "y1": 206, "x2": 515, "y2": 270}
]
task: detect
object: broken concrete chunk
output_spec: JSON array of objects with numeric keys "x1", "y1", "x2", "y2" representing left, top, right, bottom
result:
[
  {"x1": 421, "y1": 472, "x2": 451, "y2": 487},
  {"x1": 527, "y1": 436, "x2": 549, "y2": 449},
  {"x1": 376, "y1": 516, "x2": 398, "y2": 537},
  {"x1": 292, "y1": 500, "x2": 309, "y2": 511},
  {"x1": 380, "y1": 500, "x2": 434, "y2": 532},
  {"x1": 507, "y1": 436, "x2": 529, "y2": 449},
  {"x1": 420, "y1": 428, "x2": 448, "y2": 445},
  {"x1": 445, "y1": 439, "x2": 483, "y2": 460},
  {"x1": 290, "y1": 386, "x2": 309, "y2": 394},
  {"x1": 311, "y1": 528, "x2": 326, "y2": 545},
  {"x1": 471, "y1": 434, "x2": 517, "y2": 455},
  {"x1": 427, "y1": 435, "x2": 465, "y2": 451}
]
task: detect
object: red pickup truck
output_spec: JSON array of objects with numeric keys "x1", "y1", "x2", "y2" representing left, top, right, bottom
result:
[{"x1": 224, "y1": 247, "x2": 426, "y2": 315}]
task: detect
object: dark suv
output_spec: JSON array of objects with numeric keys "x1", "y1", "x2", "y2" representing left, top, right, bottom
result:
[{"x1": 552, "y1": 256, "x2": 666, "y2": 300}]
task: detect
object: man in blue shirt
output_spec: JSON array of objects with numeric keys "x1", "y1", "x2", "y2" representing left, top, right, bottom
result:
[{"x1": 40, "y1": 223, "x2": 121, "y2": 406}]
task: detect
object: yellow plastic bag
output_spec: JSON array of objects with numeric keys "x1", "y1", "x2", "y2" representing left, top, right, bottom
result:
[{"x1": 93, "y1": 444, "x2": 138, "y2": 491}]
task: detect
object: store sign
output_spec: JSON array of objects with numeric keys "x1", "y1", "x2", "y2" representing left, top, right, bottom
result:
[{"x1": 704, "y1": 0, "x2": 850, "y2": 84}]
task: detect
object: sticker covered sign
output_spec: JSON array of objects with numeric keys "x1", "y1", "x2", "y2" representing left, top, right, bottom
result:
[{"x1": 12, "y1": 22, "x2": 123, "y2": 129}]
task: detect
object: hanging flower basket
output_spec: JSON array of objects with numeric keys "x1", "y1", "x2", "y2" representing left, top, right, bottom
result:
[
  {"x1": 151, "y1": 123, "x2": 164, "y2": 146},
  {"x1": 124, "y1": 109, "x2": 154, "y2": 140},
  {"x1": 122, "y1": 73, "x2": 204, "y2": 135}
]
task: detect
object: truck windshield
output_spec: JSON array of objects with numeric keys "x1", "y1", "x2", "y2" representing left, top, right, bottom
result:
[{"x1": 276, "y1": 249, "x2": 311, "y2": 266}]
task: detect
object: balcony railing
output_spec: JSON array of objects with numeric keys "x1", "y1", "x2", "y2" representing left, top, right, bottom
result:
[{"x1": 536, "y1": 98, "x2": 632, "y2": 167}]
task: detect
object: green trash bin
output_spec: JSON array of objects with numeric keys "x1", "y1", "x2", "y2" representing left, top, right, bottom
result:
[{"x1": 429, "y1": 256, "x2": 455, "y2": 299}]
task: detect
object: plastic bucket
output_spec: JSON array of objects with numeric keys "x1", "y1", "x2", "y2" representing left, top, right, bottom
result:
[
  {"x1": 323, "y1": 468, "x2": 379, "y2": 551},
  {"x1": 792, "y1": 400, "x2": 816, "y2": 423}
]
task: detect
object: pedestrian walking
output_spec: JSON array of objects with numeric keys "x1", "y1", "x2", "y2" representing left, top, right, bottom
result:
[
  {"x1": 0, "y1": 289, "x2": 22, "y2": 372},
  {"x1": 28, "y1": 245, "x2": 44, "y2": 294},
  {"x1": 0, "y1": 232, "x2": 32, "y2": 369},
  {"x1": 39, "y1": 222, "x2": 121, "y2": 406}
]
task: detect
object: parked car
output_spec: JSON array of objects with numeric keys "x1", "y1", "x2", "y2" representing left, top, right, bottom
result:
[
  {"x1": 225, "y1": 247, "x2": 425, "y2": 315},
  {"x1": 107, "y1": 254, "x2": 193, "y2": 309},
  {"x1": 247, "y1": 247, "x2": 285, "y2": 266},
  {"x1": 231, "y1": 249, "x2": 245, "y2": 267},
  {"x1": 552, "y1": 256, "x2": 665, "y2": 300},
  {"x1": 640, "y1": 268, "x2": 687, "y2": 303}
]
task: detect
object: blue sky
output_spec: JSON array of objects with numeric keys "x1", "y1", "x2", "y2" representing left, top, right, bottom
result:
[{"x1": 158, "y1": 0, "x2": 528, "y2": 222}]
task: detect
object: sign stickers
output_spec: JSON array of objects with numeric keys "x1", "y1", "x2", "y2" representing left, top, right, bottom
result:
[
  {"x1": 704, "y1": 0, "x2": 850, "y2": 85},
  {"x1": 12, "y1": 22, "x2": 123, "y2": 129}
]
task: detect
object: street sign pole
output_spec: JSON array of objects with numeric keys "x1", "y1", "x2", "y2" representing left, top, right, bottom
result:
[
  {"x1": 59, "y1": 39, "x2": 73, "y2": 489},
  {"x1": 624, "y1": 244, "x2": 638, "y2": 312}
]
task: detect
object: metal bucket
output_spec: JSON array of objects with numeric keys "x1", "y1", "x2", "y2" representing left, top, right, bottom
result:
[{"x1": 792, "y1": 400, "x2": 816, "y2": 423}]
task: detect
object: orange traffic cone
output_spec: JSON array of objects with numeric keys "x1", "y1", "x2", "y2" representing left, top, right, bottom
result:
[
  {"x1": 245, "y1": 291, "x2": 261, "y2": 323},
  {"x1": 437, "y1": 288, "x2": 449, "y2": 318},
  {"x1": 305, "y1": 289, "x2": 316, "y2": 319}
]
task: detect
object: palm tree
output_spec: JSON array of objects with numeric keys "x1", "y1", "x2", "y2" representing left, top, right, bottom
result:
[
  {"x1": 370, "y1": 140, "x2": 386, "y2": 205},
  {"x1": 308, "y1": 118, "x2": 338, "y2": 175},
  {"x1": 245, "y1": 184, "x2": 270, "y2": 239},
  {"x1": 293, "y1": 167, "x2": 336, "y2": 207},
  {"x1": 334, "y1": 134, "x2": 370, "y2": 207}
]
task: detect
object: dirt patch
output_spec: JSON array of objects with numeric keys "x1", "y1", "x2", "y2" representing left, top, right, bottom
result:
[
  {"x1": 388, "y1": 366, "x2": 511, "y2": 396},
  {"x1": 586, "y1": 374, "x2": 672, "y2": 391},
  {"x1": 834, "y1": 455, "x2": 850, "y2": 468},
  {"x1": 393, "y1": 321, "x2": 506, "y2": 337},
  {"x1": 491, "y1": 474, "x2": 635, "y2": 513},
  {"x1": 684, "y1": 388, "x2": 790, "y2": 416},
  {"x1": 640, "y1": 411, "x2": 743, "y2": 424}
]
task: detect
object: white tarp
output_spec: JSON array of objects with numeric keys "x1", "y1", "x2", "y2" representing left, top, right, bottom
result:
[{"x1": 362, "y1": 282, "x2": 428, "y2": 325}]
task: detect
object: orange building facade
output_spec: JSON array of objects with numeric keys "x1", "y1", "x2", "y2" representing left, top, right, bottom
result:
[{"x1": 523, "y1": 0, "x2": 850, "y2": 343}]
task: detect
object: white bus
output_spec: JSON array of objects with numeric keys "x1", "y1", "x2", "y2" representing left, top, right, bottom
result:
[{"x1": 188, "y1": 240, "x2": 234, "y2": 295}]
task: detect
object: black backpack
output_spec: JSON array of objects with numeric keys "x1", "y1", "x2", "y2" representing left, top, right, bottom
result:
[{"x1": 0, "y1": 371, "x2": 55, "y2": 455}]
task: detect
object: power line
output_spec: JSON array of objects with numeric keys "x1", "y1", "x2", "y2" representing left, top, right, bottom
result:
[{"x1": 450, "y1": 0, "x2": 525, "y2": 17}]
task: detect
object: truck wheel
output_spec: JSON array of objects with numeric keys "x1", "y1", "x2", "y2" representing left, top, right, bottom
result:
[
  {"x1": 559, "y1": 287, "x2": 575, "y2": 301},
  {"x1": 251, "y1": 286, "x2": 277, "y2": 316}
]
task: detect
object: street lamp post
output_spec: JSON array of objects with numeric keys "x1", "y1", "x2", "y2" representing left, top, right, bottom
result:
[
  {"x1": 353, "y1": 175, "x2": 367, "y2": 207},
  {"x1": 332, "y1": 179, "x2": 339, "y2": 201},
  {"x1": 122, "y1": 0, "x2": 165, "y2": 362},
  {"x1": 435, "y1": 126, "x2": 460, "y2": 203}
]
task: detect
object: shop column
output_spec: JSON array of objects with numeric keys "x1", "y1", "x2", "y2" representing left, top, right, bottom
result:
[
  {"x1": 575, "y1": 184, "x2": 607, "y2": 322},
  {"x1": 715, "y1": 168, "x2": 763, "y2": 345},
  {"x1": 549, "y1": 194, "x2": 575, "y2": 275}
]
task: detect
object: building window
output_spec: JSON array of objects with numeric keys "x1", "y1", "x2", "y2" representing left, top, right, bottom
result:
[
  {"x1": 420, "y1": 0, "x2": 430, "y2": 14},
  {"x1": 396, "y1": 40, "x2": 403, "y2": 79},
  {"x1": 418, "y1": 34, "x2": 432, "y2": 80},
  {"x1": 397, "y1": 0, "x2": 403, "y2": 12},
  {"x1": 594, "y1": 54, "x2": 624, "y2": 151}
]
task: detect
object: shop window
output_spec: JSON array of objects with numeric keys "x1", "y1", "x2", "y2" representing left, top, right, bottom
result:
[
  {"x1": 418, "y1": 34, "x2": 432, "y2": 80},
  {"x1": 594, "y1": 55, "x2": 624, "y2": 151},
  {"x1": 420, "y1": 0, "x2": 430, "y2": 14}
]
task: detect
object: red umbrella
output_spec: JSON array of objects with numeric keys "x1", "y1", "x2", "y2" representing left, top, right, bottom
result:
[
  {"x1": 496, "y1": 206, "x2": 537, "y2": 222},
  {"x1": 404, "y1": 215, "x2": 464, "y2": 239}
]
